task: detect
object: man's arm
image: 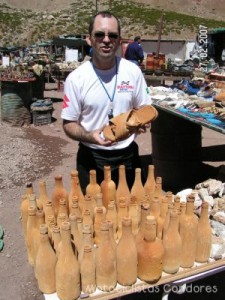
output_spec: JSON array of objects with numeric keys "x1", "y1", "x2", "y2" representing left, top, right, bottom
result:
[{"x1": 62, "y1": 120, "x2": 112, "y2": 146}]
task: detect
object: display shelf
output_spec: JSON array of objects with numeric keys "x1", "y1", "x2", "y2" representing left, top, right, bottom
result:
[{"x1": 44, "y1": 258, "x2": 225, "y2": 300}]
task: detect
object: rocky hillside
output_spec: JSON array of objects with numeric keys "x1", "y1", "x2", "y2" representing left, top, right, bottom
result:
[{"x1": 0, "y1": 0, "x2": 225, "y2": 47}]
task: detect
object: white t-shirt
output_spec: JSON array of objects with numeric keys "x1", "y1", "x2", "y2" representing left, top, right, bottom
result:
[{"x1": 61, "y1": 56, "x2": 152, "y2": 150}]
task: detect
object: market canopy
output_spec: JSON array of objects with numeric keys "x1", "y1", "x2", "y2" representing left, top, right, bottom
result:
[{"x1": 52, "y1": 35, "x2": 87, "y2": 48}]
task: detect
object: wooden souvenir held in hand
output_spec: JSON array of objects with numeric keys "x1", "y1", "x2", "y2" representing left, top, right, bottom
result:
[{"x1": 103, "y1": 105, "x2": 158, "y2": 142}]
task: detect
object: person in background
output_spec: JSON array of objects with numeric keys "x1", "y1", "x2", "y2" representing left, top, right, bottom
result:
[
  {"x1": 61, "y1": 11, "x2": 152, "y2": 192},
  {"x1": 124, "y1": 36, "x2": 144, "y2": 66}
]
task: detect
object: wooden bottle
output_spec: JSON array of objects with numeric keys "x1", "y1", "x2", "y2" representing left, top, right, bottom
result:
[
  {"x1": 131, "y1": 168, "x2": 145, "y2": 206},
  {"x1": 82, "y1": 194, "x2": 95, "y2": 220},
  {"x1": 94, "y1": 193, "x2": 107, "y2": 215},
  {"x1": 26, "y1": 206, "x2": 38, "y2": 266},
  {"x1": 156, "y1": 197, "x2": 168, "y2": 239},
  {"x1": 163, "y1": 202, "x2": 174, "y2": 235},
  {"x1": 179, "y1": 194, "x2": 198, "y2": 268},
  {"x1": 94, "y1": 207, "x2": 106, "y2": 246},
  {"x1": 55, "y1": 221, "x2": 80, "y2": 300},
  {"x1": 106, "y1": 201, "x2": 118, "y2": 240},
  {"x1": 34, "y1": 210, "x2": 46, "y2": 268},
  {"x1": 20, "y1": 182, "x2": 34, "y2": 243},
  {"x1": 46, "y1": 214, "x2": 56, "y2": 242},
  {"x1": 153, "y1": 176, "x2": 164, "y2": 203},
  {"x1": 136, "y1": 203, "x2": 150, "y2": 243},
  {"x1": 52, "y1": 175, "x2": 68, "y2": 218},
  {"x1": 44, "y1": 201, "x2": 56, "y2": 226},
  {"x1": 104, "y1": 220, "x2": 116, "y2": 252},
  {"x1": 69, "y1": 197, "x2": 82, "y2": 219},
  {"x1": 116, "y1": 217, "x2": 137, "y2": 286},
  {"x1": 82, "y1": 209, "x2": 94, "y2": 234},
  {"x1": 150, "y1": 196, "x2": 161, "y2": 220},
  {"x1": 69, "y1": 214, "x2": 82, "y2": 255},
  {"x1": 128, "y1": 196, "x2": 140, "y2": 236},
  {"x1": 100, "y1": 165, "x2": 116, "y2": 209},
  {"x1": 95, "y1": 221, "x2": 117, "y2": 291},
  {"x1": 117, "y1": 198, "x2": 128, "y2": 241},
  {"x1": 51, "y1": 225, "x2": 61, "y2": 257},
  {"x1": 195, "y1": 202, "x2": 212, "y2": 263},
  {"x1": 165, "y1": 191, "x2": 174, "y2": 204},
  {"x1": 137, "y1": 215, "x2": 164, "y2": 283},
  {"x1": 162, "y1": 211, "x2": 182, "y2": 274},
  {"x1": 144, "y1": 165, "x2": 156, "y2": 200},
  {"x1": 57, "y1": 198, "x2": 69, "y2": 225},
  {"x1": 69, "y1": 170, "x2": 85, "y2": 212},
  {"x1": 116, "y1": 165, "x2": 130, "y2": 207},
  {"x1": 57, "y1": 213, "x2": 68, "y2": 229},
  {"x1": 80, "y1": 245, "x2": 96, "y2": 294},
  {"x1": 85, "y1": 169, "x2": 101, "y2": 201},
  {"x1": 38, "y1": 180, "x2": 51, "y2": 212},
  {"x1": 78, "y1": 224, "x2": 94, "y2": 264},
  {"x1": 35, "y1": 224, "x2": 57, "y2": 294},
  {"x1": 174, "y1": 195, "x2": 181, "y2": 211}
]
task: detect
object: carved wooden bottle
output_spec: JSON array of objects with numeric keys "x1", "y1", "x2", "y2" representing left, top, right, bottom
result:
[
  {"x1": 95, "y1": 222, "x2": 117, "y2": 291},
  {"x1": 85, "y1": 169, "x2": 101, "y2": 201},
  {"x1": 26, "y1": 206, "x2": 39, "y2": 266},
  {"x1": 69, "y1": 170, "x2": 84, "y2": 212},
  {"x1": 35, "y1": 224, "x2": 57, "y2": 294},
  {"x1": 106, "y1": 201, "x2": 118, "y2": 240},
  {"x1": 78, "y1": 224, "x2": 94, "y2": 264},
  {"x1": 55, "y1": 221, "x2": 80, "y2": 300},
  {"x1": 100, "y1": 166, "x2": 116, "y2": 209},
  {"x1": 195, "y1": 201, "x2": 212, "y2": 263},
  {"x1": 80, "y1": 245, "x2": 96, "y2": 294},
  {"x1": 116, "y1": 165, "x2": 130, "y2": 208},
  {"x1": 20, "y1": 182, "x2": 34, "y2": 243},
  {"x1": 51, "y1": 225, "x2": 61, "y2": 257},
  {"x1": 38, "y1": 180, "x2": 51, "y2": 213},
  {"x1": 57, "y1": 198, "x2": 69, "y2": 225},
  {"x1": 128, "y1": 196, "x2": 140, "y2": 236},
  {"x1": 162, "y1": 210, "x2": 182, "y2": 274},
  {"x1": 137, "y1": 215, "x2": 164, "y2": 283},
  {"x1": 117, "y1": 198, "x2": 128, "y2": 241},
  {"x1": 52, "y1": 175, "x2": 68, "y2": 218},
  {"x1": 144, "y1": 165, "x2": 156, "y2": 201},
  {"x1": 70, "y1": 196, "x2": 82, "y2": 219},
  {"x1": 156, "y1": 197, "x2": 168, "y2": 239},
  {"x1": 116, "y1": 217, "x2": 137, "y2": 286},
  {"x1": 179, "y1": 194, "x2": 198, "y2": 268},
  {"x1": 94, "y1": 207, "x2": 106, "y2": 246},
  {"x1": 82, "y1": 194, "x2": 95, "y2": 221},
  {"x1": 131, "y1": 168, "x2": 145, "y2": 207},
  {"x1": 152, "y1": 176, "x2": 164, "y2": 203},
  {"x1": 136, "y1": 203, "x2": 150, "y2": 243},
  {"x1": 69, "y1": 214, "x2": 82, "y2": 255}
]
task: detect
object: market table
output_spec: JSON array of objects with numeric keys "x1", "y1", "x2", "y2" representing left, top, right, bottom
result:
[
  {"x1": 150, "y1": 101, "x2": 225, "y2": 192},
  {"x1": 44, "y1": 258, "x2": 225, "y2": 300},
  {"x1": 144, "y1": 74, "x2": 192, "y2": 86}
]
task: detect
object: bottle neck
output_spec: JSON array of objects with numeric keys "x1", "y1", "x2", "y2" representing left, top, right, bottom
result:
[
  {"x1": 89, "y1": 171, "x2": 97, "y2": 184},
  {"x1": 104, "y1": 167, "x2": 111, "y2": 181},
  {"x1": 144, "y1": 222, "x2": 156, "y2": 242}
]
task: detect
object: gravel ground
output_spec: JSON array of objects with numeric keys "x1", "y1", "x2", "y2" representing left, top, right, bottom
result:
[{"x1": 0, "y1": 82, "x2": 225, "y2": 300}]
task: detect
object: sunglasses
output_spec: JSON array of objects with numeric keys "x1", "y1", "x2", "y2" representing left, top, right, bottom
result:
[{"x1": 93, "y1": 31, "x2": 119, "y2": 40}]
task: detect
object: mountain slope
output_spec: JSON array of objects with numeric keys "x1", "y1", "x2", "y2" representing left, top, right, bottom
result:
[{"x1": 0, "y1": 0, "x2": 225, "y2": 47}]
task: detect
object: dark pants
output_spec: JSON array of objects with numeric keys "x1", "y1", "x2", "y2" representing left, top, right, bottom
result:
[{"x1": 77, "y1": 142, "x2": 141, "y2": 193}]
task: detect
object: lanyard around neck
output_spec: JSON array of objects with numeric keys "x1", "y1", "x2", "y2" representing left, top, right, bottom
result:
[{"x1": 92, "y1": 59, "x2": 118, "y2": 119}]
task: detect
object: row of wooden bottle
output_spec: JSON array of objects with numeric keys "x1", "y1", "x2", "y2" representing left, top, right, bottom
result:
[
  {"x1": 22, "y1": 191, "x2": 212, "y2": 299},
  {"x1": 21, "y1": 165, "x2": 211, "y2": 299}
]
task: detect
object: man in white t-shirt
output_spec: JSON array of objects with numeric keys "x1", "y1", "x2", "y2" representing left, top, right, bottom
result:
[{"x1": 61, "y1": 11, "x2": 152, "y2": 192}]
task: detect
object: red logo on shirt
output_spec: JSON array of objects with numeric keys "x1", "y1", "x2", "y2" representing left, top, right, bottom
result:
[{"x1": 62, "y1": 94, "x2": 70, "y2": 108}]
